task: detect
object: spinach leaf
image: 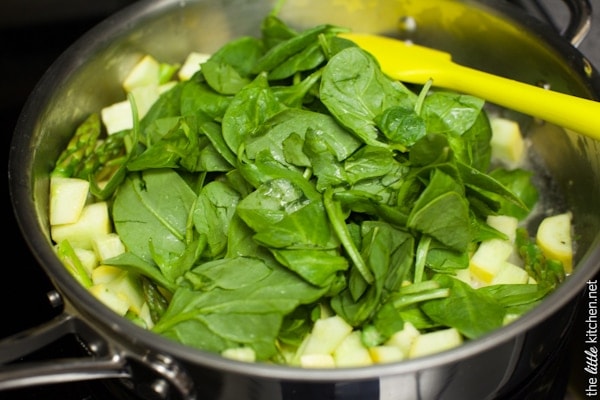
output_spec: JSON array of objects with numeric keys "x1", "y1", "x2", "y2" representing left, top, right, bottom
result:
[
  {"x1": 272, "y1": 69, "x2": 322, "y2": 108},
  {"x1": 236, "y1": 177, "x2": 345, "y2": 286},
  {"x1": 374, "y1": 106, "x2": 426, "y2": 148},
  {"x1": 268, "y1": 40, "x2": 326, "y2": 80},
  {"x1": 271, "y1": 249, "x2": 348, "y2": 287},
  {"x1": 407, "y1": 169, "x2": 471, "y2": 252},
  {"x1": 421, "y1": 274, "x2": 505, "y2": 339},
  {"x1": 252, "y1": 23, "x2": 341, "y2": 77},
  {"x1": 180, "y1": 79, "x2": 232, "y2": 121},
  {"x1": 243, "y1": 108, "x2": 362, "y2": 167},
  {"x1": 260, "y1": 15, "x2": 298, "y2": 49},
  {"x1": 154, "y1": 258, "x2": 326, "y2": 359},
  {"x1": 139, "y1": 83, "x2": 184, "y2": 138},
  {"x1": 320, "y1": 47, "x2": 416, "y2": 147},
  {"x1": 193, "y1": 181, "x2": 241, "y2": 258},
  {"x1": 330, "y1": 221, "x2": 413, "y2": 326},
  {"x1": 489, "y1": 168, "x2": 539, "y2": 220},
  {"x1": 479, "y1": 283, "x2": 550, "y2": 309},
  {"x1": 422, "y1": 91, "x2": 484, "y2": 136},
  {"x1": 202, "y1": 36, "x2": 265, "y2": 95},
  {"x1": 221, "y1": 73, "x2": 285, "y2": 154},
  {"x1": 104, "y1": 251, "x2": 176, "y2": 292},
  {"x1": 458, "y1": 161, "x2": 529, "y2": 216},
  {"x1": 113, "y1": 169, "x2": 197, "y2": 265},
  {"x1": 425, "y1": 241, "x2": 469, "y2": 272}
]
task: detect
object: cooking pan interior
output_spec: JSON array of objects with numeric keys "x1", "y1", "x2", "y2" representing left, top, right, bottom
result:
[{"x1": 9, "y1": 0, "x2": 600, "y2": 376}]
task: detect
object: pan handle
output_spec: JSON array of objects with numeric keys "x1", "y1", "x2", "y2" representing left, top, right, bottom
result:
[
  {"x1": 0, "y1": 290, "x2": 196, "y2": 400},
  {"x1": 560, "y1": 0, "x2": 592, "y2": 46}
]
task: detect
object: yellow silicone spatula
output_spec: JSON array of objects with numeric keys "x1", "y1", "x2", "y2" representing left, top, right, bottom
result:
[{"x1": 339, "y1": 32, "x2": 600, "y2": 141}]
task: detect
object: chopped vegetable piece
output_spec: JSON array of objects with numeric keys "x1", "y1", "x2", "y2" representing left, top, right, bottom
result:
[
  {"x1": 46, "y1": 11, "x2": 574, "y2": 367},
  {"x1": 536, "y1": 212, "x2": 573, "y2": 273}
]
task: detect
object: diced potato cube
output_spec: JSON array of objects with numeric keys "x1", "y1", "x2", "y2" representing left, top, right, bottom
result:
[
  {"x1": 49, "y1": 177, "x2": 90, "y2": 225},
  {"x1": 333, "y1": 331, "x2": 373, "y2": 367},
  {"x1": 409, "y1": 328, "x2": 463, "y2": 359},
  {"x1": 51, "y1": 202, "x2": 111, "y2": 250}
]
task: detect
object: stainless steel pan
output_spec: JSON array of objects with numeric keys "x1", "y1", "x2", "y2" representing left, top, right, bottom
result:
[{"x1": 4, "y1": 1, "x2": 599, "y2": 399}]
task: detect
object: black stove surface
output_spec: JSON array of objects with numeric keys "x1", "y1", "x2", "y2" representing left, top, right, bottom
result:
[{"x1": 2, "y1": 1, "x2": 599, "y2": 399}]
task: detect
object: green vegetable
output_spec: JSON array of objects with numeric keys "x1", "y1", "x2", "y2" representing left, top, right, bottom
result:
[
  {"x1": 515, "y1": 227, "x2": 566, "y2": 290},
  {"x1": 49, "y1": 12, "x2": 564, "y2": 364}
]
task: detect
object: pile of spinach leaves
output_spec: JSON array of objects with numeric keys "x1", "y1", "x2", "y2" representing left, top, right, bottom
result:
[{"x1": 53, "y1": 12, "x2": 563, "y2": 363}]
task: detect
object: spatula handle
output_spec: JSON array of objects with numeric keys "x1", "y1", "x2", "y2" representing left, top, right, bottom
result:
[{"x1": 436, "y1": 64, "x2": 600, "y2": 140}]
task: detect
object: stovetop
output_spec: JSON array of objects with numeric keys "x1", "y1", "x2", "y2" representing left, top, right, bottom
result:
[{"x1": 1, "y1": 1, "x2": 599, "y2": 399}]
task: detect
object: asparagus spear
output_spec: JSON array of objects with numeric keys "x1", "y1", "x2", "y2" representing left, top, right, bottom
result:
[
  {"x1": 52, "y1": 113, "x2": 102, "y2": 178},
  {"x1": 516, "y1": 227, "x2": 565, "y2": 290}
]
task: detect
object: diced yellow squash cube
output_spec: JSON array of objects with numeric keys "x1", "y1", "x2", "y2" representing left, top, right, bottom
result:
[
  {"x1": 73, "y1": 247, "x2": 98, "y2": 276},
  {"x1": 536, "y1": 212, "x2": 573, "y2": 273},
  {"x1": 454, "y1": 268, "x2": 473, "y2": 286},
  {"x1": 503, "y1": 313, "x2": 521, "y2": 326},
  {"x1": 107, "y1": 272, "x2": 145, "y2": 315},
  {"x1": 138, "y1": 302, "x2": 154, "y2": 329},
  {"x1": 490, "y1": 117, "x2": 524, "y2": 166},
  {"x1": 302, "y1": 315, "x2": 353, "y2": 356},
  {"x1": 49, "y1": 177, "x2": 90, "y2": 225},
  {"x1": 491, "y1": 261, "x2": 530, "y2": 285},
  {"x1": 486, "y1": 215, "x2": 518, "y2": 243},
  {"x1": 469, "y1": 239, "x2": 514, "y2": 284},
  {"x1": 178, "y1": 52, "x2": 211, "y2": 81},
  {"x1": 333, "y1": 331, "x2": 373, "y2": 367},
  {"x1": 222, "y1": 347, "x2": 256, "y2": 363},
  {"x1": 93, "y1": 233, "x2": 125, "y2": 261},
  {"x1": 101, "y1": 100, "x2": 133, "y2": 135},
  {"x1": 385, "y1": 321, "x2": 420, "y2": 355},
  {"x1": 129, "y1": 84, "x2": 161, "y2": 119},
  {"x1": 300, "y1": 353, "x2": 336, "y2": 368},
  {"x1": 123, "y1": 54, "x2": 161, "y2": 92},
  {"x1": 159, "y1": 81, "x2": 177, "y2": 94},
  {"x1": 51, "y1": 202, "x2": 111, "y2": 250},
  {"x1": 369, "y1": 345, "x2": 405, "y2": 364},
  {"x1": 92, "y1": 265, "x2": 123, "y2": 285},
  {"x1": 290, "y1": 333, "x2": 312, "y2": 366},
  {"x1": 409, "y1": 328, "x2": 463, "y2": 359},
  {"x1": 89, "y1": 283, "x2": 129, "y2": 316}
]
